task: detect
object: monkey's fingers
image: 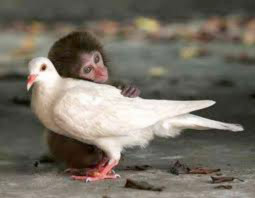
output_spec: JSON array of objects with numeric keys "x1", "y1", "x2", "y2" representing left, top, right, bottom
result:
[
  {"x1": 130, "y1": 88, "x2": 141, "y2": 98},
  {"x1": 121, "y1": 85, "x2": 141, "y2": 98}
]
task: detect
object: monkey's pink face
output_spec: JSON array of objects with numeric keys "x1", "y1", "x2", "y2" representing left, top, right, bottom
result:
[{"x1": 79, "y1": 51, "x2": 109, "y2": 83}]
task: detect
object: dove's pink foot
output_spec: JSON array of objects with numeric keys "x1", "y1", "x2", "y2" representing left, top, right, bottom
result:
[
  {"x1": 71, "y1": 172, "x2": 120, "y2": 182},
  {"x1": 71, "y1": 160, "x2": 119, "y2": 182}
]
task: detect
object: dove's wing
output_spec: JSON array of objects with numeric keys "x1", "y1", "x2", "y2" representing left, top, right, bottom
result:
[{"x1": 53, "y1": 84, "x2": 215, "y2": 140}]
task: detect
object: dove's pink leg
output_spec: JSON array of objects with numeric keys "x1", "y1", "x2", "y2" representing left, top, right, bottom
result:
[
  {"x1": 71, "y1": 160, "x2": 119, "y2": 182},
  {"x1": 83, "y1": 156, "x2": 110, "y2": 175},
  {"x1": 92, "y1": 156, "x2": 109, "y2": 170}
]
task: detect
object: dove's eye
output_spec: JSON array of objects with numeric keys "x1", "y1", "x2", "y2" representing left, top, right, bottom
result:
[
  {"x1": 84, "y1": 66, "x2": 93, "y2": 74},
  {"x1": 40, "y1": 64, "x2": 47, "y2": 71}
]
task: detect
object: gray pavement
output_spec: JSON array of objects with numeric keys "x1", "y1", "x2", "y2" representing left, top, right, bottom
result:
[{"x1": 0, "y1": 32, "x2": 254, "y2": 198}]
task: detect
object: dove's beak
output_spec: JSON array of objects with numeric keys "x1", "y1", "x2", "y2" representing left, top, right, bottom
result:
[{"x1": 27, "y1": 74, "x2": 38, "y2": 91}]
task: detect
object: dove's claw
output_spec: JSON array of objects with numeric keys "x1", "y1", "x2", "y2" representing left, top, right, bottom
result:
[
  {"x1": 71, "y1": 173, "x2": 120, "y2": 182},
  {"x1": 85, "y1": 178, "x2": 91, "y2": 183},
  {"x1": 114, "y1": 174, "x2": 120, "y2": 178},
  {"x1": 105, "y1": 173, "x2": 120, "y2": 179},
  {"x1": 70, "y1": 159, "x2": 119, "y2": 182}
]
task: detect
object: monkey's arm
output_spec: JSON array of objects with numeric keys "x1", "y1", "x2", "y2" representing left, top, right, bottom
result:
[{"x1": 110, "y1": 80, "x2": 141, "y2": 98}]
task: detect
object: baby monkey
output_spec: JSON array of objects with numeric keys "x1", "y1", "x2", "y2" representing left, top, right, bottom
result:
[{"x1": 44, "y1": 31, "x2": 140, "y2": 170}]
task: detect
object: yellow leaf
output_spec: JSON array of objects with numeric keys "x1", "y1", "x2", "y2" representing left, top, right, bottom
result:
[
  {"x1": 148, "y1": 67, "x2": 167, "y2": 77},
  {"x1": 135, "y1": 17, "x2": 160, "y2": 33}
]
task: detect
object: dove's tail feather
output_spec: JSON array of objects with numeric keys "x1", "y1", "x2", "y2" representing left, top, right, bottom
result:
[
  {"x1": 152, "y1": 100, "x2": 216, "y2": 118},
  {"x1": 153, "y1": 114, "x2": 244, "y2": 138}
]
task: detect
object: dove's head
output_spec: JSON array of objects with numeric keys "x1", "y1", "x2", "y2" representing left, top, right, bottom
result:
[{"x1": 27, "y1": 57, "x2": 59, "y2": 91}]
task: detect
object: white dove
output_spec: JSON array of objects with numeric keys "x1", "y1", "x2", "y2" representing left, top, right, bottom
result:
[{"x1": 27, "y1": 57, "x2": 243, "y2": 182}]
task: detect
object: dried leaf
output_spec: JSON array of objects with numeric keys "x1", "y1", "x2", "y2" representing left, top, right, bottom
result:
[
  {"x1": 180, "y1": 46, "x2": 209, "y2": 60},
  {"x1": 188, "y1": 167, "x2": 221, "y2": 174},
  {"x1": 135, "y1": 17, "x2": 160, "y2": 33},
  {"x1": 191, "y1": 31, "x2": 215, "y2": 42},
  {"x1": 245, "y1": 18, "x2": 255, "y2": 31},
  {"x1": 214, "y1": 185, "x2": 232, "y2": 190},
  {"x1": 12, "y1": 34, "x2": 37, "y2": 57},
  {"x1": 27, "y1": 21, "x2": 45, "y2": 34},
  {"x1": 53, "y1": 23, "x2": 76, "y2": 34},
  {"x1": 211, "y1": 176, "x2": 244, "y2": 183},
  {"x1": 169, "y1": 161, "x2": 221, "y2": 175},
  {"x1": 169, "y1": 160, "x2": 190, "y2": 175},
  {"x1": 243, "y1": 30, "x2": 255, "y2": 45},
  {"x1": 148, "y1": 67, "x2": 167, "y2": 77},
  {"x1": 202, "y1": 16, "x2": 227, "y2": 34},
  {"x1": 94, "y1": 20, "x2": 120, "y2": 36},
  {"x1": 118, "y1": 24, "x2": 136, "y2": 38},
  {"x1": 125, "y1": 179, "x2": 164, "y2": 192},
  {"x1": 224, "y1": 53, "x2": 255, "y2": 65},
  {"x1": 147, "y1": 26, "x2": 177, "y2": 41}
]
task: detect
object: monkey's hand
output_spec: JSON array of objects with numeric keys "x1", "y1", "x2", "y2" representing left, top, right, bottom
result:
[
  {"x1": 111, "y1": 81, "x2": 141, "y2": 98},
  {"x1": 119, "y1": 85, "x2": 141, "y2": 98}
]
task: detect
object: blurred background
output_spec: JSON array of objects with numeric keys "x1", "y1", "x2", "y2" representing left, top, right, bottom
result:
[
  {"x1": 0, "y1": 1, "x2": 254, "y2": 197},
  {"x1": 1, "y1": 0, "x2": 255, "y2": 21}
]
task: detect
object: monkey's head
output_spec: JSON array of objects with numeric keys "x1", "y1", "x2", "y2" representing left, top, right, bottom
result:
[{"x1": 48, "y1": 31, "x2": 109, "y2": 83}]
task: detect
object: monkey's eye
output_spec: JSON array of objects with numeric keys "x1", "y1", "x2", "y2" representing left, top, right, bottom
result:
[
  {"x1": 84, "y1": 66, "x2": 93, "y2": 74},
  {"x1": 40, "y1": 64, "x2": 47, "y2": 71},
  {"x1": 94, "y1": 55, "x2": 100, "y2": 64}
]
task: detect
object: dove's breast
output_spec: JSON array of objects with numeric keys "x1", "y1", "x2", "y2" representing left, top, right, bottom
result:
[{"x1": 31, "y1": 83, "x2": 61, "y2": 133}]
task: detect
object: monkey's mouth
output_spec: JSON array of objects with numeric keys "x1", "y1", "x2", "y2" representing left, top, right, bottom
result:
[{"x1": 94, "y1": 76, "x2": 108, "y2": 83}]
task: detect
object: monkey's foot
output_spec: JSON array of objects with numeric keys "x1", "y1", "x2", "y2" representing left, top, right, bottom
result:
[{"x1": 71, "y1": 172, "x2": 120, "y2": 182}]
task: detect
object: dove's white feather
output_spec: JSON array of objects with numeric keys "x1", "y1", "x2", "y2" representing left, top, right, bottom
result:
[
  {"x1": 53, "y1": 85, "x2": 216, "y2": 138},
  {"x1": 29, "y1": 57, "x2": 244, "y2": 162}
]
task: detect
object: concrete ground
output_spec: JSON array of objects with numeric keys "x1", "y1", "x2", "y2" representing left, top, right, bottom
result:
[{"x1": 0, "y1": 32, "x2": 254, "y2": 198}]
